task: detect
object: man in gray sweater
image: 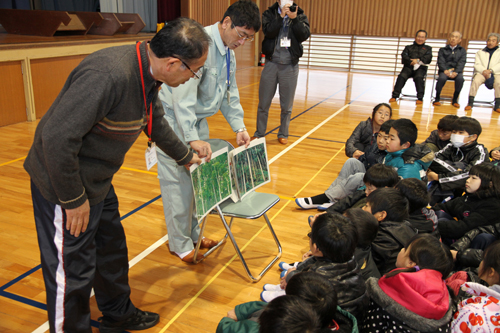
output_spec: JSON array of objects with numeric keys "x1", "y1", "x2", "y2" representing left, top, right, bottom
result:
[{"x1": 24, "y1": 18, "x2": 209, "y2": 333}]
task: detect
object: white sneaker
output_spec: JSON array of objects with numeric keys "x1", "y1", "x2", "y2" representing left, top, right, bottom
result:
[
  {"x1": 317, "y1": 202, "x2": 334, "y2": 211},
  {"x1": 260, "y1": 289, "x2": 286, "y2": 302},
  {"x1": 263, "y1": 283, "x2": 283, "y2": 291},
  {"x1": 295, "y1": 197, "x2": 320, "y2": 209},
  {"x1": 278, "y1": 261, "x2": 299, "y2": 271}
]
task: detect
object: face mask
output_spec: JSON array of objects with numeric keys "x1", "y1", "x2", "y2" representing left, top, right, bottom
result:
[
  {"x1": 280, "y1": 0, "x2": 293, "y2": 9},
  {"x1": 450, "y1": 133, "x2": 466, "y2": 148}
]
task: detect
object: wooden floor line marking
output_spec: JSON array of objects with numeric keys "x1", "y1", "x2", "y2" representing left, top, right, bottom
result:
[
  {"x1": 269, "y1": 104, "x2": 349, "y2": 165},
  {"x1": 0, "y1": 156, "x2": 26, "y2": 167},
  {"x1": 158, "y1": 200, "x2": 292, "y2": 333},
  {"x1": 293, "y1": 145, "x2": 345, "y2": 198}
]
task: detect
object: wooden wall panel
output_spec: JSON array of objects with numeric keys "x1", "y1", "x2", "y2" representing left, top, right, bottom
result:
[
  {"x1": 30, "y1": 55, "x2": 86, "y2": 119},
  {"x1": 0, "y1": 61, "x2": 27, "y2": 126}
]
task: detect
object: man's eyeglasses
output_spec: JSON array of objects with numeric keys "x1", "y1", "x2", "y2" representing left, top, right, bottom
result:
[
  {"x1": 232, "y1": 23, "x2": 254, "y2": 42},
  {"x1": 173, "y1": 56, "x2": 202, "y2": 79}
]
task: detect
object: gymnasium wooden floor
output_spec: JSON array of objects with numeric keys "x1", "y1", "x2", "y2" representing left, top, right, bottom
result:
[{"x1": 1, "y1": 66, "x2": 499, "y2": 332}]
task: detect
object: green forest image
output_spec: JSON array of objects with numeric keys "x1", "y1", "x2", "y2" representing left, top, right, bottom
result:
[
  {"x1": 233, "y1": 143, "x2": 269, "y2": 197},
  {"x1": 192, "y1": 151, "x2": 232, "y2": 221}
]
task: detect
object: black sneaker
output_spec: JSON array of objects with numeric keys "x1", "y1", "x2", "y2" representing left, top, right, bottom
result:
[{"x1": 99, "y1": 308, "x2": 160, "y2": 333}]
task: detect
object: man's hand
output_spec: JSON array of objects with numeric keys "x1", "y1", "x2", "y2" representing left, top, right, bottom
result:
[
  {"x1": 66, "y1": 199, "x2": 90, "y2": 237},
  {"x1": 427, "y1": 170, "x2": 439, "y2": 181},
  {"x1": 287, "y1": 6, "x2": 298, "y2": 19},
  {"x1": 410, "y1": 59, "x2": 419, "y2": 66},
  {"x1": 280, "y1": 4, "x2": 290, "y2": 18},
  {"x1": 236, "y1": 131, "x2": 251, "y2": 148},
  {"x1": 491, "y1": 150, "x2": 500, "y2": 161},
  {"x1": 302, "y1": 250, "x2": 313, "y2": 261},
  {"x1": 450, "y1": 72, "x2": 458, "y2": 79},
  {"x1": 227, "y1": 309, "x2": 238, "y2": 321},
  {"x1": 189, "y1": 140, "x2": 212, "y2": 162},
  {"x1": 184, "y1": 154, "x2": 203, "y2": 170},
  {"x1": 450, "y1": 250, "x2": 458, "y2": 261},
  {"x1": 482, "y1": 69, "x2": 492, "y2": 79},
  {"x1": 352, "y1": 150, "x2": 365, "y2": 159},
  {"x1": 444, "y1": 69, "x2": 450, "y2": 77}
]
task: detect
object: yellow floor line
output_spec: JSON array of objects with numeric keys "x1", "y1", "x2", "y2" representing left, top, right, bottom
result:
[
  {"x1": 293, "y1": 145, "x2": 345, "y2": 198},
  {"x1": 278, "y1": 195, "x2": 295, "y2": 201},
  {"x1": 0, "y1": 155, "x2": 26, "y2": 167},
  {"x1": 158, "y1": 199, "x2": 292, "y2": 333},
  {"x1": 120, "y1": 166, "x2": 157, "y2": 175}
]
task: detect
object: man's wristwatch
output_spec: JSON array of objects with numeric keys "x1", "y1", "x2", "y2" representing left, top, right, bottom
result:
[{"x1": 234, "y1": 127, "x2": 247, "y2": 133}]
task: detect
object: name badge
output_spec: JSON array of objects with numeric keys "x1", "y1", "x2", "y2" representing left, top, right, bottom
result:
[
  {"x1": 280, "y1": 37, "x2": 291, "y2": 48},
  {"x1": 145, "y1": 142, "x2": 158, "y2": 170}
]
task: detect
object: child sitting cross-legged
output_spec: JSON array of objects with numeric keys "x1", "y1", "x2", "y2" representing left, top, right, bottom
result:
[
  {"x1": 217, "y1": 272, "x2": 358, "y2": 333},
  {"x1": 384, "y1": 118, "x2": 435, "y2": 181},
  {"x1": 326, "y1": 163, "x2": 400, "y2": 215},
  {"x1": 361, "y1": 234, "x2": 455, "y2": 333},
  {"x1": 435, "y1": 163, "x2": 500, "y2": 243},
  {"x1": 423, "y1": 114, "x2": 458, "y2": 152},
  {"x1": 260, "y1": 212, "x2": 369, "y2": 320},
  {"x1": 296, "y1": 119, "x2": 394, "y2": 210},
  {"x1": 395, "y1": 177, "x2": 438, "y2": 235},
  {"x1": 344, "y1": 208, "x2": 381, "y2": 280},
  {"x1": 362, "y1": 187, "x2": 417, "y2": 275}
]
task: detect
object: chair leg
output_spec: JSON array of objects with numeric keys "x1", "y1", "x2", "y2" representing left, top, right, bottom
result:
[
  {"x1": 192, "y1": 214, "x2": 231, "y2": 264},
  {"x1": 215, "y1": 206, "x2": 282, "y2": 282}
]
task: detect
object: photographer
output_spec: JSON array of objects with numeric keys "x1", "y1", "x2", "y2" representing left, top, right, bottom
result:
[{"x1": 253, "y1": 0, "x2": 310, "y2": 145}]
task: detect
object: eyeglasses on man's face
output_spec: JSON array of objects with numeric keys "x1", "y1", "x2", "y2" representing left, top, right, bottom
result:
[
  {"x1": 173, "y1": 56, "x2": 202, "y2": 79},
  {"x1": 232, "y1": 23, "x2": 254, "y2": 42}
]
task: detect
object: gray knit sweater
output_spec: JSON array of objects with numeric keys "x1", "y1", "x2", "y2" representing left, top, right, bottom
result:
[{"x1": 24, "y1": 42, "x2": 193, "y2": 209}]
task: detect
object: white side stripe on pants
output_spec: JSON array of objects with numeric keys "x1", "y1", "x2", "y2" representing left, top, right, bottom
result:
[{"x1": 53, "y1": 205, "x2": 65, "y2": 333}]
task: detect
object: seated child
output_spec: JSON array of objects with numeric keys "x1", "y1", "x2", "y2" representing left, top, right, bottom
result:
[
  {"x1": 491, "y1": 145, "x2": 500, "y2": 166},
  {"x1": 361, "y1": 234, "x2": 454, "y2": 333},
  {"x1": 384, "y1": 118, "x2": 435, "y2": 180},
  {"x1": 217, "y1": 272, "x2": 354, "y2": 333},
  {"x1": 395, "y1": 177, "x2": 438, "y2": 235},
  {"x1": 261, "y1": 212, "x2": 369, "y2": 319},
  {"x1": 326, "y1": 164, "x2": 400, "y2": 215},
  {"x1": 296, "y1": 120, "x2": 394, "y2": 210},
  {"x1": 427, "y1": 116, "x2": 488, "y2": 205},
  {"x1": 346, "y1": 103, "x2": 392, "y2": 159},
  {"x1": 423, "y1": 114, "x2": 458, "y2": 152},
  {"x1": 363, "y1": 187, "x2": 417, "y2": 275},
  {"x1": 345, "y1": 208, "x2": 381, "y2": 280},
  {"x1": 435, "y1": 163, "x2": 500, "y2": 242},
  {"x1": 450, "y1": 241, "x2": 500, "y2": 332}
]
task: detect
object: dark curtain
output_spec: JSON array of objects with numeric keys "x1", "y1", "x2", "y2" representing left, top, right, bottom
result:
[
  {"x1": 37, "y1": 0, "x2": 99, "y2": 11},
  {"x1": 157, "y1": 0, "x2": 180, "y2": 23},
  {"x1": 0, "y1": 0, "x2": 31, "y2": 9}
]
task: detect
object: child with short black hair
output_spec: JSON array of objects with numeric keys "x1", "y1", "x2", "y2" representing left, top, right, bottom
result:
[
  {"x1": 396, "y1": 178, "x2": 438, "y2": 235},
  {"x1": 384, "y1": 118, "x2": 434, "y2": 180},
  {"x1": 435, "y1": 163, "x2": 500, "y2": 241},
  {"x1": 296, "y1": 120, "x2": 394, "y2": 210},
  {"x1": 361, "y1": 234, "x2": 454, "y2": 333},
  {"x1": 363, "y1": 188, "x2": 417, "y2": 275},
  {"x1": 326, "y1": 164, "x2": 400, "y2": 215},
  {"x1": 261, "y1": 213, "x2": 369, "y2": 319},
  {"x1": 346, "y1": 103, "x2": 392, "y2": 159},
  {"x1": 424, "y1": 114, "x2": 459, "y2": 152},
  {"x1": 451, "y1": 241, "x2": 500, "y2": 332},
  {"x1": 427, "y1": 116, "x2": 488, "y2": 205},
  {"x1": 345, "y1": 208, "x2": 381, "y2": 280}
]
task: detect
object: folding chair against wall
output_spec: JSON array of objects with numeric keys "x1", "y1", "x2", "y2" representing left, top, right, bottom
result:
[{"x1": 192, "y1": 139, "x2": 282, "y2": 282}]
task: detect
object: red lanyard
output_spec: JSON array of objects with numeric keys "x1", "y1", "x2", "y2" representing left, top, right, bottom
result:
[{"x1": 136, "y1": 42, "x2": 153, "y2": 144}]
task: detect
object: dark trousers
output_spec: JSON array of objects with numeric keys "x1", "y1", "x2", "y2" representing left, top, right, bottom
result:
[
  {"x1": 470, "y1": 233, "x2": 497, "y2": 250},
  {"x1": 392, "y1": 66, "x2": 427, "y2": 100},
  {"x1": 434, "y1": 72, "x2": 464, "y2": 102},
  {"x1": 31, "y1": 181, "x2": 135, "y2": 333}
]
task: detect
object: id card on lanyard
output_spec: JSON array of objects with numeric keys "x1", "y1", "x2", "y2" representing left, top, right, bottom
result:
[
  {"x1": 226, "y1": 48, "x2": 231, "y2": 104},
  {"x1": 136, "y1": 42, "x2": 157, "y2": 170}
]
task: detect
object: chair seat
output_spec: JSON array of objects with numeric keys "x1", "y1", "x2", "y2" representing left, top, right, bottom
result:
[{"x1": 219, "y1": 192, "x2": 280, "y2": 219}]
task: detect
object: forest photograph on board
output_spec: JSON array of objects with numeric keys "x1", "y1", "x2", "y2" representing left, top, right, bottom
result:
[
  {"x1": 233, "y1": 142, "x2": 270, "y2": 198},
  {"x1": 191, "y1": 149, "x2": 232, "y2": 221}
]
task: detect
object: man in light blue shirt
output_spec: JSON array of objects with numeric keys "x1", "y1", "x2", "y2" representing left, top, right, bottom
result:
[{"x1": 157, "y1": 0, "x2": 261, "y2": 262}]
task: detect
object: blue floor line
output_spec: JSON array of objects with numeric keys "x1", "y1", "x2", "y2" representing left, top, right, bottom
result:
[
  {"x1": 264, "y1": 86, "x2": 349, "y2": 136},
  {"x1": 0, "y1": 195, "x2": 162, "y2": 313},
  {"x1": 288, "y1": 135, "x2": 344, "y2": 143}
]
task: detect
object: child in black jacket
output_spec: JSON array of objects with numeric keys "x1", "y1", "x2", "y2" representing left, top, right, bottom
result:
[{"x1": 436, "y1": 163, "x2": 500, "y2": 242}]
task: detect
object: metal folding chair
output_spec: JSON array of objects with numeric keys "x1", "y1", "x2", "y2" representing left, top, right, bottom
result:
[{"x1": 192, "y1": 139, "x2": 282, "y2": 282}]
